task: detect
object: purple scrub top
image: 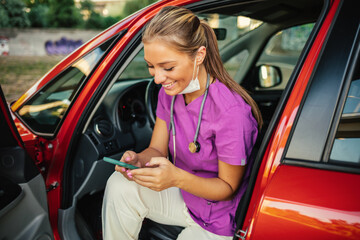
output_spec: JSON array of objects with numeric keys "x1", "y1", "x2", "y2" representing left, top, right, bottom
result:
[{"x1": 156, "y1": 79, "x2": 258, "y2": 236}]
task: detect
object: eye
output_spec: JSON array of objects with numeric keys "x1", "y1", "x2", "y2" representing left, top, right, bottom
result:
[
  {"x1": 146, "y1": 64, "x2": 154, "y2": 69},
  {"x1": 164, "y1": 67, "x2": 174, "y2": 71}
]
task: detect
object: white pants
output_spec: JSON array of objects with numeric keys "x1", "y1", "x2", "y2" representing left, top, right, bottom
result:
[{"x1": 102, "y1": 171, "x2": 233, "y2": 240}]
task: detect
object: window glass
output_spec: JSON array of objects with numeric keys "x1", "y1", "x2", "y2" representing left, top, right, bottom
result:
[
  {"x1": 17, "y1": 38, "x2": 114, "y2": 134},
  {"x1": 224, "y1": 49, "x2": 249, "y2": 79},
  {"x1": 198, "y1": 14, "x2": 261, "y2": 79},
  {"x1": 256, "y1": 23, "x2": 315, "y2": 90},
  {"x1": 118, "y1": 48, "x2": 152, "y2": 80},
  {"x1": 198, "y1": 14, "x2": 262, "y2": 49},
  {"x1": 330, "y1": 78, "x2": 360, "y2": 165}
]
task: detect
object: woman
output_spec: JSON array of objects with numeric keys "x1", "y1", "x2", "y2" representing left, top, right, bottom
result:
[{"x1": 102, "y1": 6, "x2": 262, "y2": 240}]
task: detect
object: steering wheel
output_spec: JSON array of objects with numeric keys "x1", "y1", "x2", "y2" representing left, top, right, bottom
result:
[{"x1": 145, "y1": 79, "x2": 161, "y2": 127}]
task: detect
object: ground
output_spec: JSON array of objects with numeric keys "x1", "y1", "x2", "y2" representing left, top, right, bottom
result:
[{"x1": 0, "y1": 55, "x2": 64, "y2": 102}]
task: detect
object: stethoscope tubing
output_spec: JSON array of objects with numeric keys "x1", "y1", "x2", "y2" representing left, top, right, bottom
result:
[{"x1": 169, "y1": 73, "x2": 211, "y2": 162}]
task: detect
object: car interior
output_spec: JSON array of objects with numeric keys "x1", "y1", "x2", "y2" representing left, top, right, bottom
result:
[
  {"x1": 5, "y1": 0, "x2": 326, "y2": 239},
  {"x1": 61, "y1": 1, "x2": 325, "y2": 239}
]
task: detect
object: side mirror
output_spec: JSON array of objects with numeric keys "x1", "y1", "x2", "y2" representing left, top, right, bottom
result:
[{"x1": 257, "y1": 65, "x2": 282, "y2": 88}]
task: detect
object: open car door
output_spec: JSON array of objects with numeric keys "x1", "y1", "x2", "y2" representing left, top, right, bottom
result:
[{"x1": 0, "y1": 86, "x2": 53, "y2": 239}]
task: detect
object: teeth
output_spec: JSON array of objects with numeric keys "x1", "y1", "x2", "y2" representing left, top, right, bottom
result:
[{"x1": 163, "y1": 82, "x2": 174, "y2": 88}]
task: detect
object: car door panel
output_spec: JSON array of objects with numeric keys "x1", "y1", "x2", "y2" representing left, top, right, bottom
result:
[
  {"x1": 0, "y1": 176, "x2": 23, "y2": 219},
  {"x1": 0, "y1": 174, "x2": 54, "y2": 240},
  {"x1": 241, "y1": 0, "x2": 360, "y2": 238},
  {"x1": 0, "y1": 86, "x2": 53, "y2": 239},
  {"x1": 250, "y1": 165, "x2": 360, "y2": 239}
]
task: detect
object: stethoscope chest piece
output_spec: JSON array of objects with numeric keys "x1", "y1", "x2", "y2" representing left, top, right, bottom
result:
[{"x1": 189, "y1": 141, "x2": 200, "y2": 153}]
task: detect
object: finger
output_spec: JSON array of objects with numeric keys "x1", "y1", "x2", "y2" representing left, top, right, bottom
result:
[
  {"x1": 132, "y1": 177, "x2": 157, "y2": 189},
  {"x1": 132, "y1": 174, "x2": 156, "y2": 183},
  {"x1": 146, "y1": 157, "x2": 166, "y2": 167},
  {"x1": 126, "y1": 151, "x2": 137, "y2": 162},
  {"x1": 113, "y1": 166, "x2": 133, "y2": 180},
  {"x1": 130, "y1": 167, "x2": 158, "y2": 177},
  {"x1": 115, "y1": 165, "x2": 126, "y2": 173},
  {"x1": 118, "y1": 169, "x2": 134, "y2": 181},
  {"x1": 121, "y1": 152, "x2": 131, "y2": 162}
]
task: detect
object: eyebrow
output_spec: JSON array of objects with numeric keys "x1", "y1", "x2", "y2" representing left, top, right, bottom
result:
[{"x1": 144, "y1": 59, "x2": 177, "y2": 65}]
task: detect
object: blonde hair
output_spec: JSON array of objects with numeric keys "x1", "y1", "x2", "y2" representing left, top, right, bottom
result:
[{"x1": 143, "y1": 6, "x2": 263, "y2": 129}]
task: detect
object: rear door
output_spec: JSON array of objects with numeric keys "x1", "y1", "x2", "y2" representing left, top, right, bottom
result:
[
  {"x1": 242, "y1": 0, "x2": 360, "y2": 239},
  {"x1": 0, "y1": 85, "x2": 53, "y2": 239}
]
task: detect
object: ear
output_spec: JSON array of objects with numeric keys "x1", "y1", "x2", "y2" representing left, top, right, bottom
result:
[{"x1": 195, "y1": 46, "x2": 206, "y2": 65}]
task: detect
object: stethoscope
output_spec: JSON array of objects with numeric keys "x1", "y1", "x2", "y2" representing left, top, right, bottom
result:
[{"x1": 169, "y1": 73, "x2": 210, "y2": 164}]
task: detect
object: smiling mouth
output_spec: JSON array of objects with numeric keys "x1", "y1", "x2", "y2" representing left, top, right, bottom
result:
[{"x1": 162, "y1": 82, "x2": 175, "y2": 88}]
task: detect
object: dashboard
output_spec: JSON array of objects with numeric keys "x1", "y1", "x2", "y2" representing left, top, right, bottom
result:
[{"x1": 70, "y1": 79, "x2": 154, "y2": 197}]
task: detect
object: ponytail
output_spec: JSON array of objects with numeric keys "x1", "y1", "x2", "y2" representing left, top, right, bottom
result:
[{"x1": 201, "y1": 22, "x2": 263, "y2": 129}]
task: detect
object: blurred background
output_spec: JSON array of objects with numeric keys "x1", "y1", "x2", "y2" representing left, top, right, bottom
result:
[{"x1": 0, "y1": 0, "x2": 157, "y2": 102}]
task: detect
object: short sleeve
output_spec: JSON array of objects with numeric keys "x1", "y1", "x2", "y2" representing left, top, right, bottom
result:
[
  {"x1": 214, "y1": 105, "x2": 258, "y2": 166},
  {"x1": 156, "y1": 87, "x2": 170, "y2": 123}
]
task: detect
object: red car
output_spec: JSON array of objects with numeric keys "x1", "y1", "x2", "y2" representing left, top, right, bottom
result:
[{"x1": 1, "y1": 0, "x2": 359, "y2": 239}]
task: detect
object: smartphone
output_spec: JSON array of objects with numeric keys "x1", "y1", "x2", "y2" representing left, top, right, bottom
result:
[{"x1": 103, "y1": 157, "x2": 139, "y2": 169}]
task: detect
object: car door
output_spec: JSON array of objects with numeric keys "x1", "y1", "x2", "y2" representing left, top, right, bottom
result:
[
  {"x1": 0, "y1": 85, "x2": 53, "y2": 239},
  {"x1": 237, "y1": 0, "x2": 360, "y2": 239}
]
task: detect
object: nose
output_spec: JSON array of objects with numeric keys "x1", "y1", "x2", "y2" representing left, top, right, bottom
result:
[{"x1": 154, "y1": 69, "x2": 167, "y2": 84}]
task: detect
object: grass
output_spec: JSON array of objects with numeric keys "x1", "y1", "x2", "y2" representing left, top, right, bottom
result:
[{"x1": 0, "y1": 55, "x2": 64, "y2": 102}]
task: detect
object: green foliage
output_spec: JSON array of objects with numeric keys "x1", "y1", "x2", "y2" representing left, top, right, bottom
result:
[
  {"x1": 23, "y1": 0, "x2": 49, "y2": 8},
  {"x1": 28, "y1": 4, "x2": 49, "y2": 27},
  {"x1": 103, "y1": 15, "x2": 119, "y2": 28},
  {"x1": 47, "y1": 0, "x2": 83, "y2": 28},
  {"x1": 1, "y1": 0, "x2": 156, "y2": 29},
  {"x1": 80, "y1": 0, "x2": 119, "y2": 29},
  {"x1": 80, "y1": 0, "x2": 93, "y2": 11},
  {"x1": 0, "y1": 5, "x2": 10, "y2": 27},
  {"x1": 121, "y1": 0, "x2": 157, "y2": 18},
  {"x1": 0, "y1": 0, "x2": 30, "y2": 28},
  {"x1": 85, "y1": 11, "x2": 105, "y2": 29}
]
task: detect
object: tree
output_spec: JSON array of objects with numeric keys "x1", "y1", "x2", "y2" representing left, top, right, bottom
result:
[
  {"x1": 121, "y1": 0, "x2": 157, "y2": 19},
  {"x1": 80, "y1": 0, "x2": 118, "y2": 29},
  {"x1": 0, "y1": 0, "x2": 30, "y2": 28},
  {"x1": 23, "y1": 0, "x2": 50, "y2": 27},
  {"x1": 0, "y1": 5, "x2": 10, "y2": 28},
  {"x1": 23, "y1": 0, "x2": 49, "y2": 8},
  {"x1": 28, "y1": 4, "x2": 49, "y2": 27},
  {"x1": 47, "y1": 0, "x2": 83, "y2": 28}
]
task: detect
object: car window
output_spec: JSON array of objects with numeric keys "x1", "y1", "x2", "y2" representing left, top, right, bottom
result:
[
  {"x1": 256, "y1": 23, "x2": 315, "y2": 90},
  {"x1": 198, "y1": 14, "x2": 261, "y2": 79},
  {"x1": 17, "y1": 38, "x2": 115, "y2": 135},
  {"x1": 118, "y1": 48, "x2": 152, "y2": 80},
  {"x1": 330, "y1": 77, "x2": 360, "y2": 165},
  {"x1": 199, "y1": 14, "x2": 262, "y2": 49}
]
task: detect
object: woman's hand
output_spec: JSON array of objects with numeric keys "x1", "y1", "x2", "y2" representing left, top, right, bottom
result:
[
  {"x1": 115, "y1": 150, "x2": 142, "y2": 181},
  {"x1": 127, "y1": 157, "x2": 180, "y2": 191}
]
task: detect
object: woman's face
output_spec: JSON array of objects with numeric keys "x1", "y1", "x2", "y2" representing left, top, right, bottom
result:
[{"x1": 144, "y1": 39, "x2": 195, "y2": 96}]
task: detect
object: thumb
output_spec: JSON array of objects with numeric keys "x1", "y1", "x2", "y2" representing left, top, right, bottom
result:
[
  {"x1": 145, "y1": 157, "x2": 165, "y2": 167},
  {"x1": 123, "y1": 151, "x2": 136, "y2": 162}
]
